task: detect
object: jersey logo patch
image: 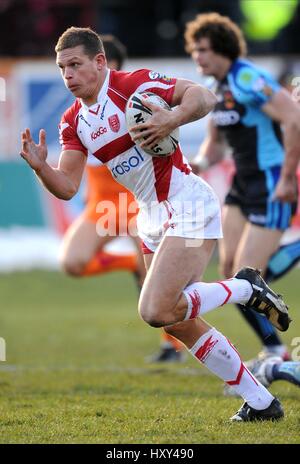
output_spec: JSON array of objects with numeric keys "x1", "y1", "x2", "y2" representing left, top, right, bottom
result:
[
  {"x1": 108, "y1": 114, "x2": 120, "y2": 132},
  {"x1": 148, "y1": 71, "x2": 172, "y2": 82}
]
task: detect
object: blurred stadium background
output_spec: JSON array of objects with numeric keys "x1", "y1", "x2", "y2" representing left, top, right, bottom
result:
[
  {"x1": 0, "y1": 0, "x2": 300, "y2": 444},
  {"x1": 1, "y1": 0, "x2": 300, "y2": 271}
]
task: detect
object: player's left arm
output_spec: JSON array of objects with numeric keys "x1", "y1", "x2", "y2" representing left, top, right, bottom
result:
[
  {"x1": 262, "y1": 89, "x2": 300, "y2": 202},
  {"x1": 131, "y1": 79, "x2": 217, "y2": 148},
  {"x1": 170, "y1": 79, "x2": 217, "y2": 125}
]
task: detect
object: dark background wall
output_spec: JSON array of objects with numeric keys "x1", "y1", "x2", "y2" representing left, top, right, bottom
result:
[{"x1": 0, "y1": 0, "x2": 299, "y2": 57}]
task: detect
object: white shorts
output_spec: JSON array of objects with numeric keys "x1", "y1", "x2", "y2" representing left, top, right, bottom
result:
[{"x1": 137, "y1": 173, "x2": 223, "y2": 253}]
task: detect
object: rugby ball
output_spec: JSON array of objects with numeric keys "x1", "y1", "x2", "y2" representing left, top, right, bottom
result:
[{"x1": 125, "y1": 91, "x2": 179, "y2": 157}]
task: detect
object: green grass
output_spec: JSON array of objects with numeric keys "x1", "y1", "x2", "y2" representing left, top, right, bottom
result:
[{"x1": 0, "y1": 262, "x2": 299, "y2": 443}]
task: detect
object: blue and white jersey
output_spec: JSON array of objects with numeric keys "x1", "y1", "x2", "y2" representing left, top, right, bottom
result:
[{"x1": 212, "y1": 58, "x2": 284, "y2": 175}]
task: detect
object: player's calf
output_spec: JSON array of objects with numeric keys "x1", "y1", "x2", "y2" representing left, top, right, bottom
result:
[{"x1": 218, "y1": 259, "x2": 234, "y2": 280}]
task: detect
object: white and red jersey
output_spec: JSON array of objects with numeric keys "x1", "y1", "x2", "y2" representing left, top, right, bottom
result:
[{"x1": 59, "y1": 69, "x2": 191, "y2": 206}]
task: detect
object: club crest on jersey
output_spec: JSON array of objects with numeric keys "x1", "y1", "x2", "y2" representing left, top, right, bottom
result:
[{"x1": 108, "y1": 114, "x2": 120, "y2": 132}]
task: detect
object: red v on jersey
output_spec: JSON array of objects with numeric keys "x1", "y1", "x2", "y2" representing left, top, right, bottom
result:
[{"x1": 88, "y1": 104, "x2": 100, "y2": 115}]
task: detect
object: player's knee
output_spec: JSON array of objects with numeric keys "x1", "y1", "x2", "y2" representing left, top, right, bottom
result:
[
  {"x1": 60, "y1": 255, "x2": 85, "y2": 277},
  {"x1": 138, "y1": 300, "x2": 166, "y2": 327},
  {"x1": 139, "y1": 307, "x2": 164, "y2": 327}
]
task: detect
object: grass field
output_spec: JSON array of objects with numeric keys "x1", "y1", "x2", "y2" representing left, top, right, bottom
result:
[{"x1": 0, "y1": 261, "x2": 299, "y2": 444}]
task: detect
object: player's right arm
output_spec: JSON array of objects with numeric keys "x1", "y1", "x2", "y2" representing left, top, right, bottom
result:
[
  {"x1": 193, "y1": 119, "x2": 226, "y2": 173},
  {"x1": 20, "y1": 128, "x2": 86, "y2": 200},
  {"x1": 261, "y1": 89, "x2": 300, "y2": 202},
  {"x1": 232, "y1": 63, "x2": 300, "y2": 202}
]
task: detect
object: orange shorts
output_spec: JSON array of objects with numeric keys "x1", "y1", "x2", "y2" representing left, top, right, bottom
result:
[{"x1": 83, "y1": 165, "x2": 138, "y2": 235}]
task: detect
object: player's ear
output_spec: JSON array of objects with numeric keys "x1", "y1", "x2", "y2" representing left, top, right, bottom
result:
[{"x1": 95, "y1": 53, "x2": 106, "y2": 70}]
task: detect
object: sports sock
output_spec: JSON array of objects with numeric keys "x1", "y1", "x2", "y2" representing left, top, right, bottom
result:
[
  {"x1": 161, "y1": 329, "x2": 184, "y2": 351},
  {"x1": 81, "y1": 251, "x2": 137, "y2": 276},
  {"x1": 235, "y1": 304, "x2": 282, "y2": 347},
  {"x1": 267, "y1": 362, "x2": 300, "y2": 386},
  {"x1": 183, "y1": 278, "x2": 252, "y2": 320},
  {"x1": 189, "y1": 328, "x2": 274, "y2": 410},
  {"x1": 265, "y1": 239, "x2": 300, "y2": 282}
]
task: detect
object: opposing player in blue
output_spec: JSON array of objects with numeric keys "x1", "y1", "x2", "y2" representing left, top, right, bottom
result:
[{"x1": 185, "y1": 13, "x2": 300, "y2": 393}]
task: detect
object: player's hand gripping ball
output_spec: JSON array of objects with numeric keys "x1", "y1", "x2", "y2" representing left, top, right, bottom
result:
[{"x1": 126, "y1": 92, "x2": 179, "y2": 157}]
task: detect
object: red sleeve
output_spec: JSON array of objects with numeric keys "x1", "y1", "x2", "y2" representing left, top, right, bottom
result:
[
  {"x1": 109, "y1": 69, "x2": 177, "y2": 106},
  {"x1": 59, "y1": 100, "x2": 87, "y2": 156}
]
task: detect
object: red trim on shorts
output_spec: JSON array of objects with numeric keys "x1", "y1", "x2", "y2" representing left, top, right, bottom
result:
[{"x1": 141, "y1": 241, "x2": 154, "y2": 254}]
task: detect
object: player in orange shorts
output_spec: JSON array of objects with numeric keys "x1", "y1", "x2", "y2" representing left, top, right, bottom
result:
[{"x1": 60, "y1": 35, "x2": 144, "y2": 285}]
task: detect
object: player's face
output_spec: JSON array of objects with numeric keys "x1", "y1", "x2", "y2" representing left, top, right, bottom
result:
[
  {"x1": 191, "y1": 37, "x2": 227, "y2": 79},
  {"x1": 56, "y1": 45, "x2": 106, "y2": 104}
]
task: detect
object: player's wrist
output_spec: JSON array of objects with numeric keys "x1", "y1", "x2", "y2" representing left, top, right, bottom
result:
[
  {"x1": 34, "y1": 160, "x2": 47, "y2": 175},
  {"x1": 168, "y1": 110, "x2": 181, "y2": 131},
  {"x1": 280, "y1": 169, "x2": 296, "y2": 180}
]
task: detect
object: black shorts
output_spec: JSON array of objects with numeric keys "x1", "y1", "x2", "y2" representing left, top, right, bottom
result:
[{"x1": 224, "y1": 167, "x2": 297, "y2": 230}]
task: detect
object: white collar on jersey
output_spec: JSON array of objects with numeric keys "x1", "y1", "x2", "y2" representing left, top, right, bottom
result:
[{"x1": 80, "y1": 68, "x2": 111, "y2": 110}]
